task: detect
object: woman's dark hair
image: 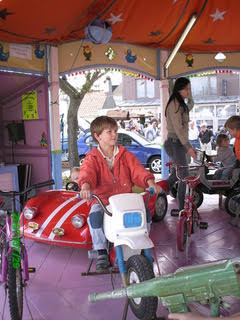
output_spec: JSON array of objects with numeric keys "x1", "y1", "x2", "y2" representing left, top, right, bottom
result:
[{"x1": 165, "y1": 77, "x2": 190, "y2": 116}]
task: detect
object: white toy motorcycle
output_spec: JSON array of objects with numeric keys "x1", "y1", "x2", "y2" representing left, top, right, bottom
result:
[{"x1": 89, "y1": 190, "x2": 159, "y2": 320}]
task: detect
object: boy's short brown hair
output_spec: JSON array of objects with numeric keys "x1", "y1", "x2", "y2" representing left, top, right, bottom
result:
[
  {"x1": 90, "y1": 116, "x2": 118, "y2": 142},
  {"x1": 224, "y1": 116, "x2": 240, "y2": 130},
  {"x1": 216, "y1": 133, "x2": 229, "y2": 147}
]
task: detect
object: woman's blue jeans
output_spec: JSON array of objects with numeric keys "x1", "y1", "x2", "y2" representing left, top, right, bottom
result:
[{"x1": 164, "y1": 138, "x2": 189, "y2": 210}]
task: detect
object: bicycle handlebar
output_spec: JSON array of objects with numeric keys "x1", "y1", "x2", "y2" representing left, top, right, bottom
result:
[
  {"x1": 0, "y1": 179, "x2": 55, "y2": 197},
  {"x1": 174, "y1": 165, "x2": 202, "y2": 183}
]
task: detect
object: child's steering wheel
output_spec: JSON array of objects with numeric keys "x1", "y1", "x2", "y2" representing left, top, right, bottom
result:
[{"x1": 66, "y1": 181, "x2": 80, "y2": 191}]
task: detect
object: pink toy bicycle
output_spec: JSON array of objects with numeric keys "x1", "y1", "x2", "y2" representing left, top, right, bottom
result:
[{"x1": 174, "y1": 165, "x2": 208, "y2": 252}]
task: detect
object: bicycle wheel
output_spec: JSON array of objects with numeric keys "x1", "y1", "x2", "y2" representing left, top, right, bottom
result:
[
  {"x1": 177, "y1": 214, "x2": 188, "y2": 252},
  {"x1": 0, "y1": 229, "x2": 6, "y2": 271},
  {"x1": 193, "y1": 188, "x2": 203, "y2": 209},
  {"x1": 126, "y1": 255, "x2": 158, "y2": 320},
  {"x1": 152, "y1": 194, "x2": 168, "y2": 222},
  {"x1": 7, "y1": 250, "x2": 23, "y2": 320},
  {"x1": 191, "y1": 209, "x2": 198, "y2": 234},
  {"x1": 225, "y1": 191, "x2": 240, "y2": 217}
]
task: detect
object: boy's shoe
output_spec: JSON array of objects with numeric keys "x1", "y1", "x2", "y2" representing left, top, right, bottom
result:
[{"x1": 96, "y1": 254, "x2": 110, "y2": 272}]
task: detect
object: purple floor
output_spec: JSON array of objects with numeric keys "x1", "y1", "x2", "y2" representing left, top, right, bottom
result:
[{"x1": 1, "y1": 194, "x2": 240, "y2": 320}]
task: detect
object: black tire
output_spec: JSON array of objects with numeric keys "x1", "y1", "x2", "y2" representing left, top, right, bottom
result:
[
  {"x1": 7, "y1": 251, "x2": 23, "y2": 320},
  {"x1": 225, "y1": 191, "x2": 240, "y2": 217},
  {"x1": 148, "y1": 156, "x2": 161, "y2": 174},
  {"x1": 193, "y1": 188, "x2": 203, "y2": 209},
  {"x1": 152, "y1": 194, "x2": 168, "y2": 222},
  {"x1": 177, "y1": 215, "x2": 188, "y2": 252},
  {"x1": 0, "y1": 230, "x2": 6, "y2": 271},
  {"x1": 79, "y1": 155, "x2": 85, "y2": 166},
  {"x1": 126, "y1": 255, "x2": 158, "y2": 320},
  {"x1": 170, "y1": 181, "x2": 178, "y2": 198},
  {"x1": 191, "y1": 209, "x2": 198, "y2": 234}
]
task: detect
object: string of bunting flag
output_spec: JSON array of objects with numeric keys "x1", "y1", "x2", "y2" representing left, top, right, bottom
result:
[
  {"x1": 186, "y1": 69, "x2": 238, "y2": 78},
  {"x1": 67, "y1": 68, "x2": 154, "y2": 81}
]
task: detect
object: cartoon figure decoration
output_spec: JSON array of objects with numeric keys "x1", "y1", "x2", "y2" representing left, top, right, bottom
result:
[
  {"x1": 0, "y1": 43, "x2": 9, "y2": 61},
  {"x1": 105, "y1": 47, "x2": 116, "y2": 61},
  {"x1": 34, "y1": 45, "x2": 45, "y2": 59},
  {"x1": 125, "y1": 49, "x2": 137, "y2": 63},
  {"x1": 41, "y1": 132, "x2": 47, "y2": 147},
  {"x1": 83, "y1": 45, "x2": 92, "y2": 61},
  {"x1": 185, "y1": 53, "x2": 194, "y2": 67}
]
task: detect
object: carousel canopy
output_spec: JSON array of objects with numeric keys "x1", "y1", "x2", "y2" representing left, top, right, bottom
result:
[{"x1": 0, "y1": 0, "x2": 239, "y2": 52}]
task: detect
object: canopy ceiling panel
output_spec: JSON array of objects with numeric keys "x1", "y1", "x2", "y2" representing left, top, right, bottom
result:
[
  {"x1": 0, "y1": 72, "x2": 44, "y2": 103},
  {"x1": 58, "y1": 42, "x2": 158, "y2": 77},
  {"x1": 169, "y1": 52, "x2": 240, "y2": 77},
  {"x1": 0, "y1": 0, "x2": 239, "y2": 52}
]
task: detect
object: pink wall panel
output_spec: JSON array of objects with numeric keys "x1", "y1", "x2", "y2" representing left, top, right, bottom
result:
[{"x1": 1, "y1": 78, "x2": 52, "y2": 184}]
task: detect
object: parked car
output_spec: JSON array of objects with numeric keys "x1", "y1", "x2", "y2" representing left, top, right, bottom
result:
[{"x1": 62, "y1": 129, "x2": 162, "y2": 173}]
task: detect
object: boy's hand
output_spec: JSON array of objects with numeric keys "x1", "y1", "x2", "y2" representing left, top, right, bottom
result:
[
  {"x1": 80, "y1": 183, "x2": 91, "y2": 199},
  {"x1": 147, "y1": 179, "x2": 163, "y2": 195}
]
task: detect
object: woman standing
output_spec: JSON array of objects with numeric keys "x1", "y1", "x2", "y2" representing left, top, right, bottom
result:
[{"x1": 164, "y1": 77, "x2": 196, "y2": 213}]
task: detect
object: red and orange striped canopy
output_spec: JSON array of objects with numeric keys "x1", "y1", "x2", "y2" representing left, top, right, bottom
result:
[{"x1": 0, "y1": 0, "x2": 238, "y2": 52}]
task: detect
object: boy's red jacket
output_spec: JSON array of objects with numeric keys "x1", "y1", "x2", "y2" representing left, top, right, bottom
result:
[
  {"x1": 234, "y1": 132, "x2": 240, "y2": 162},
  {"x1": 78, "y1": 145, "x2": 155, "y2": 206}
]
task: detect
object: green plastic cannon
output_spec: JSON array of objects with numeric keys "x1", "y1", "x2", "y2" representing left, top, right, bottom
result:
[{"x1": 89, "y1": 258, "x2": 240, "y2": 316}]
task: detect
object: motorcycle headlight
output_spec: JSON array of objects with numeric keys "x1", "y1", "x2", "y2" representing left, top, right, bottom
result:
[
  {"x1": 71, "y1": 214, "x2": 85, "y2": 228},
  {"x1": 23, "y1": 207, "x2": 37, "y2": 220}
]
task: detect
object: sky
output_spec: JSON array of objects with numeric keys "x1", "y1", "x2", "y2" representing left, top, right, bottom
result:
[{"x1": 65, "y1": 70, "x2": 122, "y2": 93}]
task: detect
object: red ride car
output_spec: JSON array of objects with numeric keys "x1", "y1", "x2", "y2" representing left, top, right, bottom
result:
[{"x1": 21, "y1": 181, "x2": 168, "y2": 248}]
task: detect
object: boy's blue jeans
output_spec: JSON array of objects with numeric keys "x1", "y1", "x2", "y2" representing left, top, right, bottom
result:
[
  {"x1": 88, "y1": 203, "x2": 152, "y2": 251},
  {"x1": 164, "y1": 138, "x2": 189, "y2": 210}
]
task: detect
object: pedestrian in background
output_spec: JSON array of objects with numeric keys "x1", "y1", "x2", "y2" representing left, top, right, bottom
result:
[
  {"x1": 188, "y1": 121, "x2": 200, "y2": 149},
  {"x1": 199, "y1": 123, "x2": 213, "y2": 155}
]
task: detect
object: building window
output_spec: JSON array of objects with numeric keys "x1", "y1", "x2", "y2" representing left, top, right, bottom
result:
[
  {"x1": 216, "y1": 104, "x2": 236, "y2": 118},
  {"x1": 222, "y1": 79, "x2": 227, "y2": 96},
  {"x1": 146, "y1": 80, "x2": 154, "y2": 98},
  {"x1": 191, "y1": 76, "x2": 217, "y2": 97},
  {"x1": 136, "y1": 79, "x2": 155, "y2": 98},
  {"x1": 136, "y1": 79, "x2": 145, "y2": 98}
]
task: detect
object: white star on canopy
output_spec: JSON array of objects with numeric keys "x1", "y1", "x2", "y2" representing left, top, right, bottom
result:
[
  {"x1": 210, "y1": 8, "x2": 226, "y2": 22},
  {"x1": 107, "y1": 13, "x2": 123, "y2": 25}
]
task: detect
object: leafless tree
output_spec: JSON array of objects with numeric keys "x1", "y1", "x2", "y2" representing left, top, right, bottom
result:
[{"x1": 59, "y1": 70, "x2": 105, "y2": 168}]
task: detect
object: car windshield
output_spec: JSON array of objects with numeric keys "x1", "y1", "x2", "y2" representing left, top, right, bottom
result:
[{"x1": 127, "y1": 130, "x2": 152, "y2": 145}]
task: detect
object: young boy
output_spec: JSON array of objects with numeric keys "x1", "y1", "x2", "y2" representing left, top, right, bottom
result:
[
  {"x1": 211, "y1": 134, "x2": 236, "y2": 180},
  {"x1": 225, "y1": 115, "x2": 240, "y2": 164},
  {"x1": 70, "y1": 167, "x2": 80, "y2": 183},
  {"x1": 78, "y1": 116, "x2": 162, "y2": 271}
]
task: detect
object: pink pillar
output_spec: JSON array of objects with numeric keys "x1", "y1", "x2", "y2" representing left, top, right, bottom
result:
[
  {"x1": 160, "y1": 51, "x2": 170, "y2": 179},
  {"x1": 160, "y1": 79, "x2": 169, "y2": 144},
  {"x1": 48, "y1": 46, "x2": 62, "y2": 188},
  {"x1": 49, "y1": 46, "x2": 61, "y2": 151}
]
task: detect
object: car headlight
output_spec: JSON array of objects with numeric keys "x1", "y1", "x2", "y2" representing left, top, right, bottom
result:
[
  {"x1": 28, "y1": 222, "x2": 40, "y2": 231},
  {"x1": 52, "y1": 227, "x2": 65, "y2": 237},
  {"x1": 71, "y1": 214, "x2": 85, "y2": 228},
  {"x1": 23, "y1": 207, "x2": 37, "y2": 220}
]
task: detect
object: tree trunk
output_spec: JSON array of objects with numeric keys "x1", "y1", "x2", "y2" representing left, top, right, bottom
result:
[{"x1": 59, "y1": 71, "x2": 105, "y2": 169}]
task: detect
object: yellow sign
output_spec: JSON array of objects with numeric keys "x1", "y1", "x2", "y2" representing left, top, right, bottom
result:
[{"x1": 22, "y1": 90, "x2": 38, "y2": 120}]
